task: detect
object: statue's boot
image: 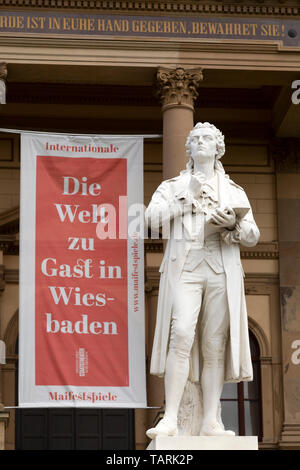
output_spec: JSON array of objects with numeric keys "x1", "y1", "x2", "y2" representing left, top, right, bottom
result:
[
  {"x1": 146, "y1": 417, "x2": 178, "y2": 440},
  {"x1": 200, "y1": 422, "x2": 235, "y2": 436},
  {"x1": 146, "y1": 349, "x2": 187, "y2": 440}
]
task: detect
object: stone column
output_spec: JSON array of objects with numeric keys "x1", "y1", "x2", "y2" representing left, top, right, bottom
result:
[
  {"x1": 156, "y1": 67, "x2": 203, "y2": 180},
  {"x1": 273, "y1": 139, "x2": 300, "y2": 449},
  {"x1": 0, "y1": 63, "x2": 7, "y2": 104}
]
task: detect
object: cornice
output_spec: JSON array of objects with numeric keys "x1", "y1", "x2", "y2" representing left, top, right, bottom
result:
[
  {"x1": 0, "y1": 36, "x2": 285, "y2": 54},
  {"x1": 1, "y1": 238, "x2": 280, "y2": 258},
  {"x1": 0, "y1": 1, "x2": 300, "y2": 17},
  {"x1": 145, "y1": 239, "x2": 279, "y2": 260},
  {"x1": 3, "y1": 37, "x2": 300, "y2": 73}
]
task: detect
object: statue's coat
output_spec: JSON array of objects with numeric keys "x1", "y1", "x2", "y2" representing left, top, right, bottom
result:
[{"x1": 145, "y1": 169, "x2": 260, "y2": 383}]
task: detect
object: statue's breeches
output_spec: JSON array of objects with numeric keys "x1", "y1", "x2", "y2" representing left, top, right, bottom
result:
[{"x1": 169, "y1": 258, "x2": 230, "y2": 367}]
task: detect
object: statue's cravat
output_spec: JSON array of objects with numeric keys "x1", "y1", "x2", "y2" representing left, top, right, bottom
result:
[{"x1": 190, "y1": 173, "x2": 219, "y2": 245}]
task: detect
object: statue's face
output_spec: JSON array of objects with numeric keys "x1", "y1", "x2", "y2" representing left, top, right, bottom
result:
[{"x1": 190, "y1": 127, "x2": 217, "y2": 163}]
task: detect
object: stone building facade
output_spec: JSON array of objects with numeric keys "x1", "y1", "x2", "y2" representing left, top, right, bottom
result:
[{"x1": 0, "y1": 0, "x2": 300, "y2": 450}]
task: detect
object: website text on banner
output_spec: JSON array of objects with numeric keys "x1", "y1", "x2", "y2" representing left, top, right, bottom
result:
[{"x1": 19, "y1": 134, "x2": 146, "y2": 408}]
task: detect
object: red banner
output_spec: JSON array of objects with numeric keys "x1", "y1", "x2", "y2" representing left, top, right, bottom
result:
[
  {"x1": 35, "y1": 156, "x2": 128, "y2": 386},
  {"x1": 19, "y1": 133, "x2": 146, "y2": 407}
]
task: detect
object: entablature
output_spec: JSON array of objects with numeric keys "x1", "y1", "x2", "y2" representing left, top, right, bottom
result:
[{"x1": 1, "y1": 0, "x2": 300, "y2": 17}]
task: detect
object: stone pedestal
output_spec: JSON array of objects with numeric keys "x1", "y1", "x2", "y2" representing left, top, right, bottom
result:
[{"x1": 147, "y1": 436, "x2": 258, "y2": 451}]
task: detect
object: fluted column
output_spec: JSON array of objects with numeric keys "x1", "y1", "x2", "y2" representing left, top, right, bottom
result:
[
  {"x1": 0, "y1": 63, "x2": 7, "y2": 105},
  {"x1": 156, "y1": 66, "x2": 203, "y2": 179}
]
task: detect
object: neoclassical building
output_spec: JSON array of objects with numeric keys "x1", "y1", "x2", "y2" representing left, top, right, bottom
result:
[{"x1": 0, "y1": 0, "x2": 300, "y2": 451}]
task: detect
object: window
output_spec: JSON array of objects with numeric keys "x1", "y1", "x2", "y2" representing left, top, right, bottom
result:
[{"x1": 221, "y1": 331, "x2": 262, "y2": 439}]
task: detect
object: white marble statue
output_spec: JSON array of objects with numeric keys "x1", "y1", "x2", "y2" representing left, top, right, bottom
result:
[{"x1": 145, "y1": 122, "x2": 260, "y2": 438}]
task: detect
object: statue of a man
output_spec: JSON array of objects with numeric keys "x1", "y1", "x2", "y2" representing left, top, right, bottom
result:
[{"x1": 145, "y1": 122, "x2": 260, "y2": 438}]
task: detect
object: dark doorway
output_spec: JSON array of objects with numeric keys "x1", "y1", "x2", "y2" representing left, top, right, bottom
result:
[
  {"x1": 15, "y1": 339, "x2": 135, "y2": 450},
  {"x1": 15, "y1": 408, "x2": 135, "y2": 450}
]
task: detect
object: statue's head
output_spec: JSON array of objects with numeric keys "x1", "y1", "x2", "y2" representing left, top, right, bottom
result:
[{"x1": 185, "y1": 122, "x2": 225, "y2": 171}]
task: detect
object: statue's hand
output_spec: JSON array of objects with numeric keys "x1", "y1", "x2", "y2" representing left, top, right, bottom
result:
[{"x1": 210, "y1": 207, "x2": 236, "y2": 230}]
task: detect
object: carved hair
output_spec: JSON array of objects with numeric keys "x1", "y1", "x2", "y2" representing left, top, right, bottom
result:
[{"x1": 185, "y1": 122, "x2": 225, "y2": 172}]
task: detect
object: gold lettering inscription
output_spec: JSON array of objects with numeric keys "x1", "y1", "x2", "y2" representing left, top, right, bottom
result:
[
  {"x1": 112, "y1": 19, "x2": 129, "y2": 32},
  {"x1": 131, "y1": 19, "x2": 186, "y2": 34},
  {"x1": 62, "y1": 17, "x2": 95, "y2": 31},
  {"x1": 0, "y1": 14, "x2": 285, "y2": 42},
  {"x1": 25, "y1": 15, "x2": 47, "y2": 29},
  {"x1": 242, "y1": 23, "x2": 250, "y2": 35},
  {"x1": 207, "y1": 22, "x2": 217, "y2": 34},
  {"x1": 49, "y1": 17, "x2": 61, "y2": 30},
  {"x1": 0, "y1": 15, "x2": 25, "y2": 29},
  {"x1": 97, "y1": 18, "x2": 129, "y2": 32},
  {"x1": 233, "y1": 23, "x2": 241, "y2": 35},
  {"x1": 190, "y1": 21, "x2": 260, "y2": 37},
  {"x1": 260, "y1": 23, "x2": 281, "y2": 37},
  {"x1": 251, "y1": 24, "x2": 259, "y2": 35},
  {"x1": 179, "y1": 21, "x2": 186, "y2": 34}
]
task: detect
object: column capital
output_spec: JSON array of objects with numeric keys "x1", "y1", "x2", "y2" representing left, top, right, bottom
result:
[{"x1": 156, "y1": 66, "x2": 203, "y2": 111}]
